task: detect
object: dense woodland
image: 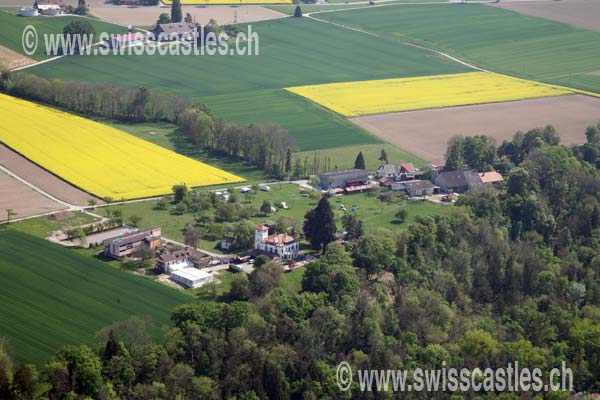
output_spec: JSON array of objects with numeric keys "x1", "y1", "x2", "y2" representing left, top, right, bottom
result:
[{"x1": 2, "y1": 124, "x2": 600, "y2": 399}]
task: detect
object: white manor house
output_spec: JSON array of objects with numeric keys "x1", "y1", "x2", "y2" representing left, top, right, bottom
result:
[{"x1": 254, "y1": 225, "x2": 299, "y2": 260}]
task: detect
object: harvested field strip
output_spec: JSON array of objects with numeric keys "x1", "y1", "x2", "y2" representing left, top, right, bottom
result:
[
  {"x1": 286, "y1": 72, "x2": 581, "y2": 117},
  {"x1": 0, "y1": 170, "x2": 66, "y2": 219},
  {"x1": 0, "y1": 143, "x2": 100, "y2": 206},
  {"x1": 0, "y1": 94, "x2": 244, "y2": 199},
  {"x1": 0, "y1": 230, "x2": 190, "y2": 364}
]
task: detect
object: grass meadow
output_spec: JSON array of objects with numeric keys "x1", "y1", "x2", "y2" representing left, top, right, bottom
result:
[
  {"x1": 28, "y1": 17, "x2": 468, "y2": 151},
  {"x1": 0, "y1": 10, "x2": 126, "y2": 60},
  {"x1": 316, "y1": 3, "x2": 600, "y2": 93},
  {"x1": 0, "y1": 230, "x2": 191, "y2": 365}
]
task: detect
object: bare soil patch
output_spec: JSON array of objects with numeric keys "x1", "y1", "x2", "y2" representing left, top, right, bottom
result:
[
  {"x1": 0, "y1": 143, "x2": 102, "y2": 206},
  {"x1": 0, "y1": 170, "x2": 66, "y2": 219},
  {"x1": 0, "y1": 44, "x2": 35, "y2": 70},
  {"x1": 489, "y1": 0, "x2": 600, "y2": 31},
  {"x1": 90, "y1": 4, "x2": 286, "y2": 27},
  {"x1": 351, "y1": 94, "x2": 600, "y2": 165}
]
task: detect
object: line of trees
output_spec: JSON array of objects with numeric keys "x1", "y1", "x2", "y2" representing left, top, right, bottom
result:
[
  {"x1": 0, "y1": 72, "x2": 199, "y2": 123},
  {"x1": 176, "y1": 108, "x2": 297, "y2": 179}
]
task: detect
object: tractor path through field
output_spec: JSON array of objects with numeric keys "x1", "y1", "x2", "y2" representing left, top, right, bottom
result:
[
  {"x1": 305, "y1": 10, "x2": 487, "y2": 72},
  {"x1": 306, "y1": 0, "x2": 561, "y2": 73}
]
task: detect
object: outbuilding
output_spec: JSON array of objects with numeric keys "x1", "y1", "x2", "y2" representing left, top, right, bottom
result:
[
  {"x1": 318, "y1": 169, "x2": 369, "y2": 190},
  {"x1": 171, "y1": 268, "x2": 213, "y2": 288},
  {"x1": 19, "y1": 7, "x2": 38, "y2": 16},
  {"x1": 391, "y1": 180, "x2": 436, "y2": 197}
]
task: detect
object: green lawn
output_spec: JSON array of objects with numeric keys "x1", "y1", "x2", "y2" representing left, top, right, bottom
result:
[
  {"x1": 0, "y1": 10, "x2": 127, "y2": 60},
  {"x1": 103, "y1": 183, "x2": 454, "y2": 252},
  {"x1": 28, "y1": 17, "x2": 468, "y2": 151},
  {"x1": 0, "y1": 230, "x2": 191, "y2": 365},
  {"x1": 297, "y1": 143, "x2": 428, "y2": 171},
  {"x1": 316, "y1": 3, "x2": 600, "y2": 93}
]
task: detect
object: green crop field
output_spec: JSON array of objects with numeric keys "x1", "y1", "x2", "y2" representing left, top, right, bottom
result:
[
  {"x1": 316, "y1": 3, "x2": 600, "y2": 93},
  {"x1": 0, "y1": 230, "x2": 190, "y2": 365},
  {"x1": 28, "y1": 17, "x2": 468, "y2": 151},
  {"x1": 0, "y1": 10, "x2": 127, "y2": 60}
]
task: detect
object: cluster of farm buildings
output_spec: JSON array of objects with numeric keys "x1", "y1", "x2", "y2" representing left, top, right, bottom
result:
[
  {"x1": 19, "y1": 0, "x2": 66, "y2": 16},
  {"x1": 317, "y1": 163, "x2": 503, "y2": 198},
  {"x1": 76, "y1": 160, "x2": 502, "y2": 290},
  {"x1": 97, "y1": 221, "x2": 303, "y2": 290}
]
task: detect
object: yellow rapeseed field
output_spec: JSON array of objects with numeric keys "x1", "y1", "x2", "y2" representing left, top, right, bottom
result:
[
  {"x1": 285, "y1": 72, "x2": 580, "y2": 117},
  {"x1": 0, "y1": 94, "x2": 244, "y2": 199}
]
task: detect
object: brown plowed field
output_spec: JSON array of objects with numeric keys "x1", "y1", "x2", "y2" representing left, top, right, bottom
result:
[
  {"x1": 489, "y1": 0, "x2": 600, "y2": 31},
  {"x1": 0, "y1": 143, "x2": 102, "y2": 206},
  {"x1": 89, "y1": 4, "x2": 286, "y2": 27},
  {"x1": 351, "y1": 94, "x2": 600, "y2": 165},
  {"x1": 0, "y1": 170, "x2": 66, "y2": 219}
]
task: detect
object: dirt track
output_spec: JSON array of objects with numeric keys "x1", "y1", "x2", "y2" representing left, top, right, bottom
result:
[
  {"x1": 0, "y1": 143, "x2": 102, "y2": 206},
  {"x1": 489, "y1": 0, "x2": 600, "y2": 31},
  {"x1": 89, "y1": 4, "x2": 287, "y2": 27},
  {"x1": 0, "y1": 170, "x2": 66, "y2": 219},
  {"x1": 351, "y1": 94, "x2": 600, "y2": 165}
]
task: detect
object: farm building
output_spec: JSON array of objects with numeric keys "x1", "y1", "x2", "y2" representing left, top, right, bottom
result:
[
  {"x1": 171, "y1": 268, "x2": 213, "y2": 289},
  {"x1": 391, "y1": 180, "x2": 436, "y2": 197},
  {"x1": 150, "y1": 22, "x2": 195, "y2": 42},
  {"x1": 479, "y1": 171, "x2": 504, "y2": 186},
  {"x1": 156, "y1": 247, "x2": 211, "y2": 273},
  {"x1": 103, "y1": 227, "x2": 161, "y2": 259},
  {"x1": 319, "y1": 169, "x2": 369, "y2": 190},
  {"x1": 37, "y1": 4, "x2": 61, "y2": 15},
  {"x1": 255, "y1": 225, "x2": 299, "y2": 260},
  {"x1": 107, "y1": 32, "x2": 146, "y2": 49},
  {"x1": 434, "y1": 170, "x2": 483, "y2": 193},
  {"x1": 19, "y1": 7, "x2": 38, "y2": 16},
  {"x1": 220, "y1": 236, "x2": 236, "y2": 250},
  {"x1": 377, "y1": 163, "x2": 419, "y2": 181}
]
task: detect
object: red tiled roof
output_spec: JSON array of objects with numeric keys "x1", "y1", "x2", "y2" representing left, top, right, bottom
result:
[
  {"x1": 263, "y1": 233, "x2": 296, "y2": 247},
  {"x1": 479, "y1": 171, "x2": 503, "y2": 184},
  {"x1": 400, "y1": 163, "x2": 416, "y2": 173},
  {"x1": 256, "y1": 225, "x2": 269, "y2": 231}
]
